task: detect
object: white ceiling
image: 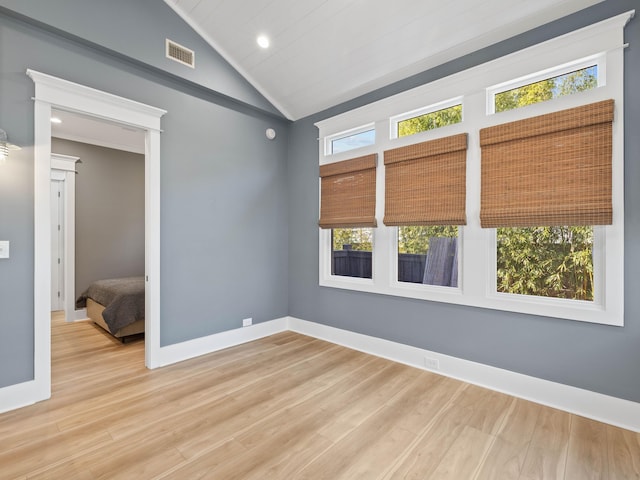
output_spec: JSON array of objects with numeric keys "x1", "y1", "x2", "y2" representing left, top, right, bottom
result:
[
  {"x1": 51, "y1": 109, "x2": 145, "y2": 154},
  {"x1": 165, "y1": 0, "x2": 601, "y2": 120}
]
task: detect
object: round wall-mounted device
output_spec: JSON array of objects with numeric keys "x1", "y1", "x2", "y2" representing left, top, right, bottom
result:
[{"x1": 265, "y1": 128, "x2": 276, "y2": 140}]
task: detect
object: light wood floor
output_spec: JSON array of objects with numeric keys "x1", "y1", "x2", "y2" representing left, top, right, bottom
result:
[{"x1": 1, "y1": 314, "x2": 638, "y2": 479}]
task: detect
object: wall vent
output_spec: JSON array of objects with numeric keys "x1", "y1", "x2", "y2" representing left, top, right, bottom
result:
[{"x1": 166, "y1": 39, "x2": 195, "y2": 68}]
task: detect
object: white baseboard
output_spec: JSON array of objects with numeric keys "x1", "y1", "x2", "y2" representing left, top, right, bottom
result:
[
  {"x1": 288, "y1": 317, "x2": 640, "y2": 433},
  {"x1": 153, "y1": 316, "x2": 289, "y2": 368},
  {"x1": 0, "y1": 380, "x2": 40, "y2": 415},
  {"x1": 74, "y1": 308, "x2": 88, "y2": 321}
]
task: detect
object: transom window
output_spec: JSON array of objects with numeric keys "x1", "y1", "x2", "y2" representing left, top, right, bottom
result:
[
  {"x1": 487, "y1": 55, "x2": 602, "y2": 114},
  {"x1": 396, "y1": 104, "x2": 462, "y2": 138},
  {"x1": 390, "y1": 98, "x2": 463, "y2": 139},
  {"x1": 325, "y1": 124, "x2": 375, "y2": 155}
]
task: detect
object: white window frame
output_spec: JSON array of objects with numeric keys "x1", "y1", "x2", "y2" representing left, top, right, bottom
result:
[{"x1": 315, "y1": 11, "x2": 632, "y2": 326}]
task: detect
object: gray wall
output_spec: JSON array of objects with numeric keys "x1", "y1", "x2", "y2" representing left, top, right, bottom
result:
[
  {"x1": 287, "y1": 0, "x2": 640, "y2": 403},
  {"x1": 0, "y1": 5, "x2": 289, "y2": 388},
  {"x1": 51, "y1": 139, "x2": 145, "y2": 296}
]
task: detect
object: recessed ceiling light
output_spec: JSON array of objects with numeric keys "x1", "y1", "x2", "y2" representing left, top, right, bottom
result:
[
  {"x1": 50, "y1": 117, "x2": 62, "y2": 124},
  {"x1": 257, "y1": 35, "x2": 270, "y2": 49}
]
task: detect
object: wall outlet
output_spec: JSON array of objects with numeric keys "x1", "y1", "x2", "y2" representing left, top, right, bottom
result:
[
  {"x1": 0, "y1": 241, "x2": 9, "y2": 259},
  {"x1": 424, "y1": 356, "x2": 440, "y2": 370},
  {"x1": 242, "y1": 318, "x2": 252, "y2": 327}
]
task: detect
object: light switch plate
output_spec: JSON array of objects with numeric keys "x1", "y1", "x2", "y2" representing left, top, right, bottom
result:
[{"x1": 0, "y1": 241, "x2": 9, "y2": 259}]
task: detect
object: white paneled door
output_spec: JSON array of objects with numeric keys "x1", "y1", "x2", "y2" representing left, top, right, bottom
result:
[{"x1": 51, "y1": 178, "x2": 64, "y2": 312}]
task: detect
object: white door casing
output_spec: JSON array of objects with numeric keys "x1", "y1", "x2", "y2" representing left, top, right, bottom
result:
[{"x1": 28, "y1": 69, "x2": 166, "y2": 404}]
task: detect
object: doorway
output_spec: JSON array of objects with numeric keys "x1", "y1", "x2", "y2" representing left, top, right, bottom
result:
[{"x1": 29, "y1": 69, "x2": 166, "y2": 404}]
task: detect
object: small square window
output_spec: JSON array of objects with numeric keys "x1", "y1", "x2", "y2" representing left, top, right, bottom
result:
[
  {"x1": 398, "y1": 226, "x2": 458, "y2": 287},
  {"x1": 332, "y1": 228, "x2": 373, "y2": 279}
]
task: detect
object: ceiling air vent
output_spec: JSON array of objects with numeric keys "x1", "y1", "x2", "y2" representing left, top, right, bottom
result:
[{"x1": 166, "y1": 39, "x2": 195, "y2": 68}]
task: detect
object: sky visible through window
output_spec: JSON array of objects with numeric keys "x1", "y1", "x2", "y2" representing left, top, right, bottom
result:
[{"x1": 331, "y1": 129, "x2": 375, "y2": 154}]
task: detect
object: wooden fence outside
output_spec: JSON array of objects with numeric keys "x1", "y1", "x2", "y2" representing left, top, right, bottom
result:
[{"x1": 332, "y1": 251, "x2": 427, "y2": 283}]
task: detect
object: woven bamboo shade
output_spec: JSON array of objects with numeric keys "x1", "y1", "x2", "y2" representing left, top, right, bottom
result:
[
  {"x1": 480, "y1": 99, "x2": 614, "y2": 228},
  {"x1": 383, "y1": 133, "x2": 467, "y2": 226},
  {"x1": 319, "y1": 154, "x2": 377, "y2": 229}
]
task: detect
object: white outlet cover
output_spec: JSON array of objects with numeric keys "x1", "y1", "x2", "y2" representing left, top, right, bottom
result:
[
  {"x1": 0, "y1": 241, "x2": 9, "y2": 259},
  {"x1": 242, "y1": 318, "x2": 252, "y2": 327},
  {"x1": 424, "y1": 357, "x2": 440, "y2": 370}
]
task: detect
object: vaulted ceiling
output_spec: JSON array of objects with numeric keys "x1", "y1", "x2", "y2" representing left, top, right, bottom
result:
[{"x1": 164, "y1": 0, "x2": 601, "y2": 120}]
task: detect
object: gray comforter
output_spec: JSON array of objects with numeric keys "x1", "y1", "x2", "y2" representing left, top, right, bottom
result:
[{"x1": 76, "y1": 277, "x2": 145, "y2": 333}]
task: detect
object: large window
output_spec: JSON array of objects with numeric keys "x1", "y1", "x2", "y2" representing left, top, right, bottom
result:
[
  {"x1": 487, "y1": 64, "x2": 606, "y2": 303},
  {"x1": 316, "y1": 12, "x2": 629, "y2": 326}
]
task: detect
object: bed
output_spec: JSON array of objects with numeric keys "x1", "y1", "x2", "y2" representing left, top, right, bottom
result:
[{"x1": 76, "y1": 276, "x2": 145, "y2": 340}]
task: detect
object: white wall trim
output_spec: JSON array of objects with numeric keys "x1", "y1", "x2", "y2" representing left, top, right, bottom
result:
[
  {"x1": 153, "y1": 317, "x2": 289, "y2": 368},
  {"x1": 0, "y1": 380, "x2": 39, "y2": 415},
  {"x1": 287, "y1": 317, "x2": 640, "y2": 433},
  {"x1": 27, "y1": 70, "x2": 166, "y2": 129}
]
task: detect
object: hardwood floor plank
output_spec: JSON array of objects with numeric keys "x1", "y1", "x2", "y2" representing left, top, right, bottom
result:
[
  {"x1": 475, "y1": 398, "x2": 543, "y2": 480},
  {"x1": 450, "y1": 383, "x2": 513, "y2": 435},
  {"x1": 430, "y1": 424, "x2": 495, "y2": 479},
  {"x1": 154, "y1": 440, "x2": 250, "y2": 480},
  {"x1": 497, "y1": 398, "x2": 544, "y2": 447},
  {"x1": 519, "y1": 407, "x2": 572, "y2": 480},
  {"x1": 565, "y1": 415, "x2": 609, "y2": 479},
  {"x1": 475, "y1": 436, "x2": 530, "y2": 480},
  {"x1": 607, "y1": 425, "x2": 640, "y2": 479}
]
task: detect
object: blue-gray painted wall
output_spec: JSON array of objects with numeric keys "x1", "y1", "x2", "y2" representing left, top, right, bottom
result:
[
  {"x1": 0, "y1": 5, "x2": 289, "y2": 387},
  {"x1": 287, "y1": 0, "x2": 640, "y2": 403}
]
